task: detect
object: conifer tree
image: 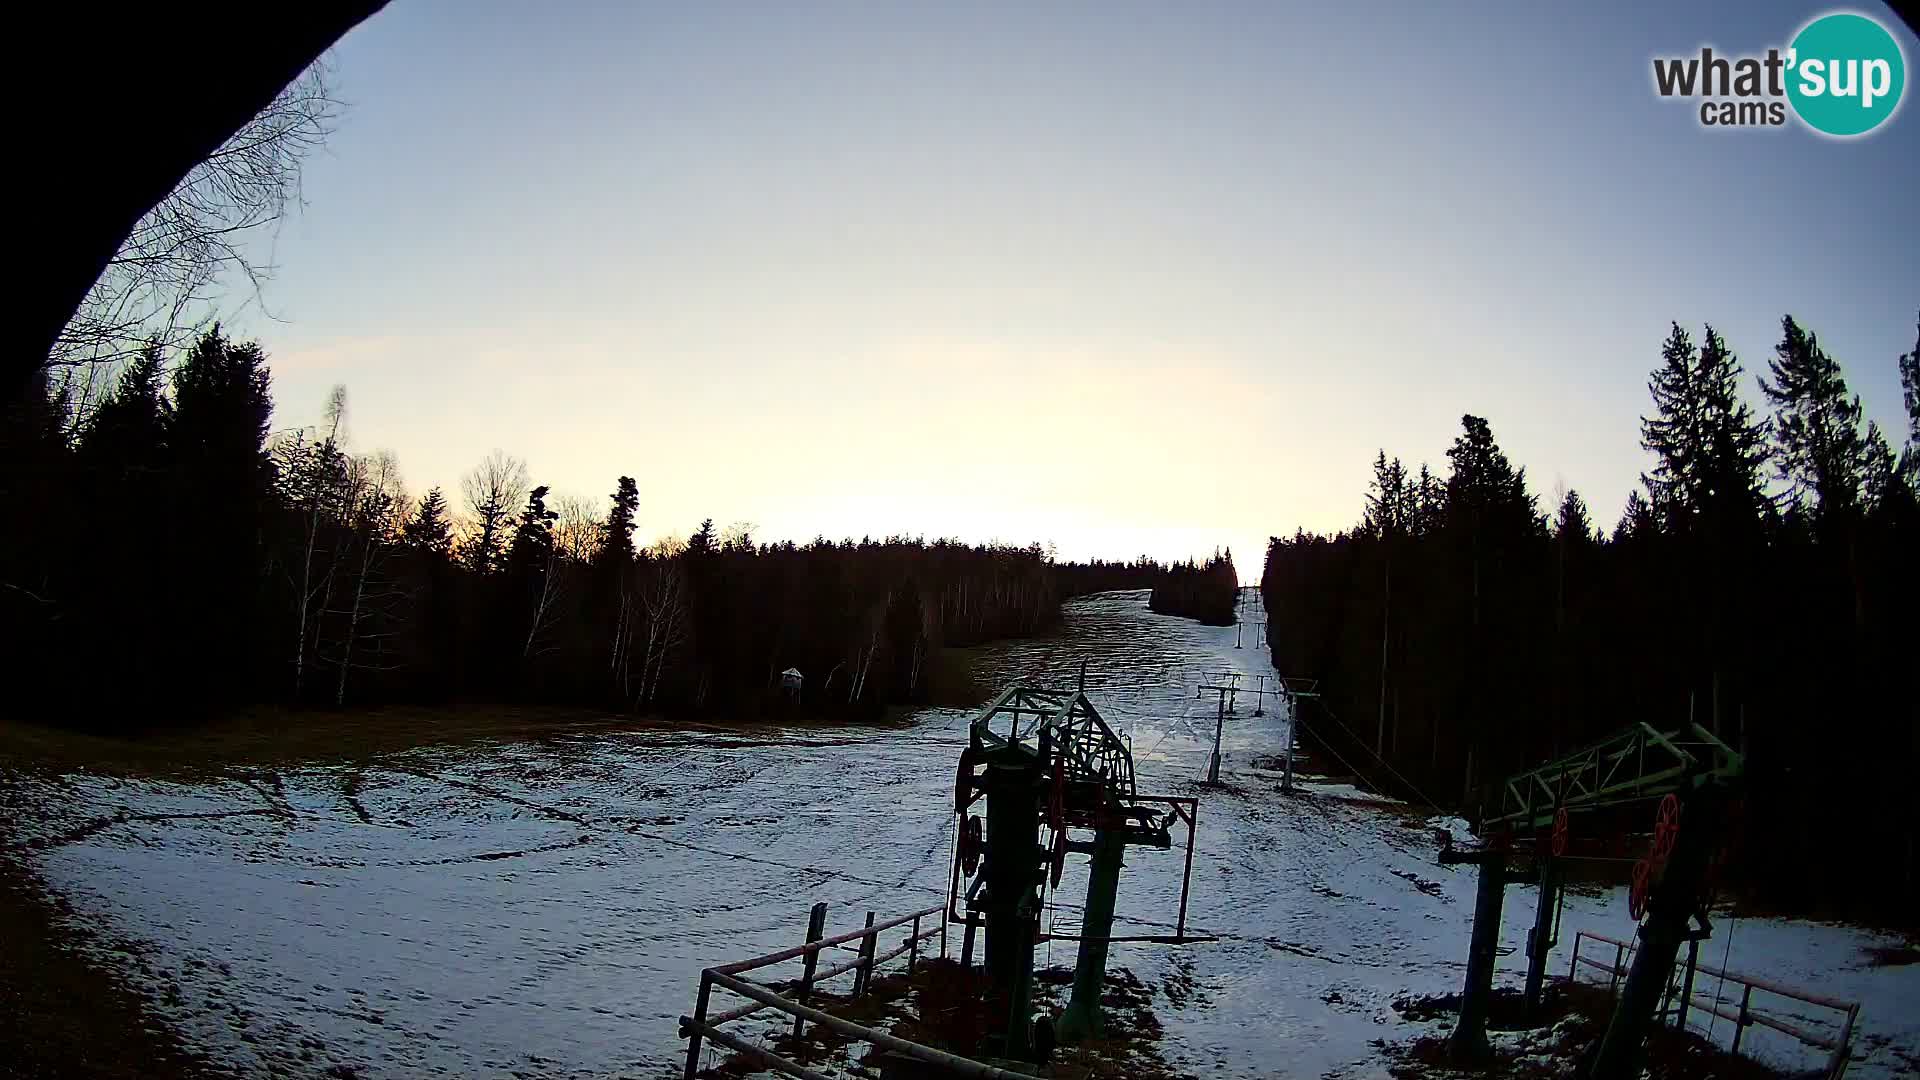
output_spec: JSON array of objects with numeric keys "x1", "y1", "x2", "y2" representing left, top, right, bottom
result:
[
  {"x1": 509, "y1": 485, "x2": 558, "y2": 574},
  {"x1": 160, "y1": 327, "x2": 276, "y2": 700},
  {"x1": 168, "y1": 327, "x2": 274, "y2": 496},
  {"x1": 78, "y1": 345, "x2": 169, "y2": 468},
  {"x1": 1553, "y1": 489, "x2": 1595, "y2": 545},
  {"x1": 460, "y1": 450, "x2": 528, "y2": 575},
  {"x1": 1695, "y1": 327, "x2": 1773, "y2": 532},
  {"x1": 687, "y1": 518, "x2": 717, "y2": 556},
  {"x1": 1763, "y1": 316, "x2": 1865, "y2": 524},
  {"x1": 403, "y1": 488, "x2": 454, "y2": 557},
  {"x1": 1613, "y1": 490, "x2": 1656, "y2": 542},
  {"x1": 603, "y1": 476, "x2": 639, "y2": 565},
  {"x1": 1899, "y1": 316, "x2": 1919, "y2": 489},
  {"x1": 1641, "y1": 324, "x2": 1705, "y2": 530},
  {"x1": 1641, "y1": 323, "x2": 1769, "y2": 534}
]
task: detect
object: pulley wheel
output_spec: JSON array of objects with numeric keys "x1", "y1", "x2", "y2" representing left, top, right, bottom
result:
[
  {"x1": 953, "y1": 744, "x2": 980, "y2": 815},
  {"x1": 959, "y1": 815, "x2": 983, "y2": 877},
  {"x1": 1652, "y1": 793, "x2": 1681, "y2": 862}
]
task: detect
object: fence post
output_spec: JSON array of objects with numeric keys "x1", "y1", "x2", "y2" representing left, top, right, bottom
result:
[
  {"x1": 792, "y1": 902, "x2": 829, "y2": 1040},
  {"x1": 961, "y1": 916, "x2": 977, "y2": 968},
  {"x1": 1610, "y1": 942, "x2": 1625, "y2": 998},
  {"x1": 1674, "y1": 938, "x2": 1700, "y2": 1032},
  {"x1": 908, "y1": 914, "x2": 921, "y2": 975},
  {"x1": 1731, "y1": 983, "x2": 1753, "y2": 1055},
  {"x1": 1826, "y1": 1004, "x2": 1857, "y2": 1080},
  {"x1": 1658, "y1": 962, "x2": 1677, "y2": 1025},
  {"x1": 1568, "y1": 934, "x2": 1582, "y2": 984},
  {"x1": 853, "y1": 910, "x2": 877, "y2": 997},
  {"x1": 939, "y1": 911, "x2": 948, "y2": 960},
  {"x1": 682, "y1": 970, "x2": 713, "y2": 1080}
]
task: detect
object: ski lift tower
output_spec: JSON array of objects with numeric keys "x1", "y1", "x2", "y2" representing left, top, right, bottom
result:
[
  {"x1": 949, "y1": 677, "x2": 1203, "y2": 1057},
  {"x1": 1437, "y1": 721, "x2": 1743, "y2": 1076}
]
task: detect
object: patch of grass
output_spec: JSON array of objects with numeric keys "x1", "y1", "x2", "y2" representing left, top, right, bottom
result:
[
  {"x1": 924, "y1": 647, "x2": 989, "y2": 708},
  {"x1": 0, "y1": 702, "x2": 860, "y2": 778},
  {"x1": 0, "y1": 703, "x2": 652, "y2": 776}
]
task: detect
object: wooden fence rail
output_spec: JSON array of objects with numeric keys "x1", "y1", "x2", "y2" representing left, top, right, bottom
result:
[
  {"x1": 680, "y1": 902, "x2": 951, "y2": 1080},
  {"x1": 1566, "y1": 930, "x2": 1860, "y2": 1080}
]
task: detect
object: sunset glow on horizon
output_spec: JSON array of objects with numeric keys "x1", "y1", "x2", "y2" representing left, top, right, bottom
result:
[{"x1": 232, "y1": 1, "x2": 1917, "y2": 579}]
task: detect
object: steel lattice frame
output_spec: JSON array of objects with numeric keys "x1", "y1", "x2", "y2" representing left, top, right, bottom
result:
[
  {"x1": 970, "y1": 685, "x2": 1139, "y2": 807},
  {"x1": 1483, "y1": 721, "x2": 1743, "y2": 832}
]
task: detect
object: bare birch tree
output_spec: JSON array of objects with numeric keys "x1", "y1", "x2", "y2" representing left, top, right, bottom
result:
[
  {"x1": 638, "y1": 558, "x2": 692, "y2": 707},
  {"x1": 610, "y1": 573, "x2": 639, "y2": 701},
  {"x1": 522, "y1": 541, "x2": 567, "y2": 661},
  {"x1": 553, "y1": 494, "x2": 606, "y2": 563},
  {"x1": 49, "y1": 65, "x2": 341, "y2": 375},
  {"x1": 460, "y1": 450, "x2": 528, "y2": 574},
  {"x1": 330, "y1": 450, "x2": 405, "y2": 705},
  {"x1": 275, "y1": 384, "x2": 349, "y2": 698}
]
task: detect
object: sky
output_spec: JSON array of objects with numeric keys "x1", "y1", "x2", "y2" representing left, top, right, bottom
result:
[{"x1": 233, "y1": 1, "x2": 1920, "y2": 581}]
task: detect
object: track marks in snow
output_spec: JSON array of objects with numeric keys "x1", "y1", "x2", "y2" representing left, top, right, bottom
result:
[{"x1": 18, "y1": 807, "x2": 287, "y2": 853}]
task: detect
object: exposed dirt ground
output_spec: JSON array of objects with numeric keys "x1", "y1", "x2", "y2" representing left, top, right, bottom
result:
[
  {"x1": 695, "y1": 959, "x2": 1188, "y2": 1079},
  {"x1": 1382, "y1": 984, "x2": 1797, "y2": 1080},
  {"x1": 0, "y1": 856, "x2": 212, "y2": 1079}
]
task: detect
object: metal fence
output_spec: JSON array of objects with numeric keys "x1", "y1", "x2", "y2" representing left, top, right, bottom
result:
[
  {"x1": 1566, "y1": 930, "x2": 1860, "y2": 1079},
  {"x1": 679, "y1": 902, "x2": 1036, "y2": 1080}
]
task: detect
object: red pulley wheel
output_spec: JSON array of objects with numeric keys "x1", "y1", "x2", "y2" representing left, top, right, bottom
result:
[
  {"x1": 1551, "y1": 808, "x2": 1569, "y2": 858},
  {"x1": 1628, "y1": 858, "x2": 1651, "y2": 920},
  {"x1": 1652, "y1": 794, "x2": 1681, "y2": 863}
]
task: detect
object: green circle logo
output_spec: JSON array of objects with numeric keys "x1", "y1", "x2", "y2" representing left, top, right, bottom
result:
[{"x1": 1787, "y1": 12, "x2": 1906, "y2": 136}]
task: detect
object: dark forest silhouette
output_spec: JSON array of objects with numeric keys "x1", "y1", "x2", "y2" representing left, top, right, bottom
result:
[
  {"x1": 1149, "y1": 550, "x2": 1239, "y2": 625},
  {"x1": 1261, "y1": 315, "x2": 1920, "y2": 923},
  {"x1": 0, "y1": 331, "x2": 1211, "y2": 724}
]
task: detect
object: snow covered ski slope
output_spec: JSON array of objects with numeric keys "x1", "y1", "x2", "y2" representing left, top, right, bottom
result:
[{"x1": 4, "y1": 591, "x2": 1915, "y2": 1078}]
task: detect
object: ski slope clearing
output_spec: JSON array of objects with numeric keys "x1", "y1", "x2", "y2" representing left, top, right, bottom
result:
[{"x1": 3, "y1": 591, "x2": 1914, "y2": 1078}]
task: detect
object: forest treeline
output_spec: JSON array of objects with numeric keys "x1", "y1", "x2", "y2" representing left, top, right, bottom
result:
[
  {"x1": 0, "y1": 331, "x2": 1202, "y2": 725},
  {"x1": 1148, "y1": 551, "x2": 1239, "y2": 625},
  {"x1": 1261, "y1": 315, "x2": 1919, "y2": 921}
]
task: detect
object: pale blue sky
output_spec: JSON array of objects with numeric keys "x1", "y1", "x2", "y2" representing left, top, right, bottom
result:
[{"x1": 236, "y1": 1, "x2": 1920, "y2": 577}]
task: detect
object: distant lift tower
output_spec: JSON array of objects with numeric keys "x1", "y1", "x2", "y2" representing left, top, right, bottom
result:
[
  {"x1": 949, "y1": 681, "x2": 1203, "y2": 1057},
  {"x1": 1233, "y1": 587, "x2": 1267, "y2": 650},
  {"x1": 1196, "y1": 673, "x2": 1282, "y2": 784}
]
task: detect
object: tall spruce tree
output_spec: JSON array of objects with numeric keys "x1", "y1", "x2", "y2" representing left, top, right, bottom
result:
[
  {"x1": 1763, "y1": 316, "x2": 1865, "y2": 524},
  {"x1": 1364, "y1": 452, "x2": 1413, "y2": 539},
  {"x1": 509, "y1": 485, "x2": 558, "y2": 575},
  {"x1": 162, "y1": 328, "x2": 276, "y2": 701},
  {"x1": 1641, "y1": 323, "x2": 1769, "y2": 535},
  {"x1": 603, "y1": 476, "x2": 639, "y2": 565},
  {"x1": 78, "y1": 345, "x2": 169, "y2": 468},
  {"x1": 1641, "y1": 323, "x2": 1702, "y2": 529},
  {"x1": 403, "y1": 488, "x2": 454, "y2": 557},
  {"x1": 1444, "y1": 415, "x2": 1539, "y2": 541},
  {"x1": 1899, "y1": 316, "x2": 1919, "y2": 490},
  {"x1": 1613, "y1": 489, "x2": 1656, "y2": 543},
  {"x1": 1553, "y1": 489, "x2": 1595, "y2": 544},
  {"x1": 1695, "y1": 327, "x2": 1772, "y2": 532}
]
